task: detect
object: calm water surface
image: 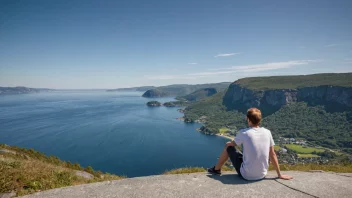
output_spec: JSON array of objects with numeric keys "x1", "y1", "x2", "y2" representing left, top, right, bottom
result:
[{"x1": 0, "y1": 91, "x2": 228, "y2": 177}]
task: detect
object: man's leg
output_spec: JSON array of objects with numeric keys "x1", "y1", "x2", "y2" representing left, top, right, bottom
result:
[
  {"x1": 208, "y1": 144, "x2": 231, "y2": 174},
  {"x1": 215, "y1": 146, "x2": 229, "y2": 170},
  {"x1": 227, "y1": 146, "x2": 243, "y2": 177}
]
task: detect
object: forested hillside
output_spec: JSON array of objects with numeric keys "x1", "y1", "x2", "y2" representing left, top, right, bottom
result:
[{"x1": 177, "y1": 88, "x2": 218, "y2": 101}]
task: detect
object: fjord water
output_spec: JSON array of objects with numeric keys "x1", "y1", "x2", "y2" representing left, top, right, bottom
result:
[{"x1": 0, "y1": 91, "x2": 228, "y2": 177}]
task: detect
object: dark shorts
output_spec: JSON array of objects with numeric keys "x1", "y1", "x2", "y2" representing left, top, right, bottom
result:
[{"x1": 226, "y1": 146, "x2": 243, "y2": 177}]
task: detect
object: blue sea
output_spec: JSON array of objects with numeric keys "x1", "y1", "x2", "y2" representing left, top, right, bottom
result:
[{"x1": 0, "y1": 91, "x2": 228, "y2": 177}]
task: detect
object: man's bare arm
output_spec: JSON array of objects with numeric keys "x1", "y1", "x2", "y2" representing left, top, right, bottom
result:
[{"x1": 269, "y1": 146, "x2": 293, "y2": 180}]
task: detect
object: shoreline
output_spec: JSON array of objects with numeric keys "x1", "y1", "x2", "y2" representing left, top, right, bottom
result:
[
  {"x1": 215, "y1": 133, "x2": 233, "y2": 141},
  {"x1": 176, "y1": 109, "x2": 233, "y2": 141}
]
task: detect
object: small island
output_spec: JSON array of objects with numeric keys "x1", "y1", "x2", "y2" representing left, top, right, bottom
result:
[{"x1": 146, "y1": 101, "x2": 162, "y2": 107}]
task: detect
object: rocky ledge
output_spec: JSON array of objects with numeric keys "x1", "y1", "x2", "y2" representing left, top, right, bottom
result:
[{"x1": 20, "y1": 171, "x2": 352, "y2": 198}]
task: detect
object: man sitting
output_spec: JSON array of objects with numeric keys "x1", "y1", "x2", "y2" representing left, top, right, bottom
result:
[{"x1": 208, "y1": 108, "x2": 293, "y2": 180}]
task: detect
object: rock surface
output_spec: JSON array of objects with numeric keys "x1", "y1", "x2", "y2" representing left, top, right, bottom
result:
[
  {"x1": 0, "y1": 192, "x2": 16, "y2": 198},
  {"x1": 21, "y1": 171, "x2": 352, "y2": 198},
  {"x1": 74, "y1": 170, "x2": 94, "y2": 180}
]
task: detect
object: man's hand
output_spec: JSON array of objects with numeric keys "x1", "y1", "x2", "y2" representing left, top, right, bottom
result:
[
  {"x1": 226, "y1": 141, "x2": 235, "y2": 147},
  {"x1": 279, "y1": 174, "x2": 293, "y2": 180},
  {"x1": 269, "y1": 147, "x2": 293, "y2": 180}
]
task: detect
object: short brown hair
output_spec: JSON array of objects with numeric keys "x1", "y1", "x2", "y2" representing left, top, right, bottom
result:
[{"x1": 247, "y1": 108, "x2": 262, "y2": 126}]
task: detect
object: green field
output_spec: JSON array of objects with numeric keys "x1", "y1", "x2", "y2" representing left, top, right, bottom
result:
[
  {"x1": 274, "y1": 145, "x2": 282, "y2": 151},
  {"x1": 284, "y1": 144, "x2": 325, "y2": 154},
  {"x1": 219, "y1": 127, "x2": 229, "y2": 134},
  {"x1": 297, "y1": 154, "x2": 320, "y2": 158}
]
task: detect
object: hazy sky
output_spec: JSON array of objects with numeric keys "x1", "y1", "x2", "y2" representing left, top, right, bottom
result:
[{"x1": 1, "y1": 0, "x2": 352, "y2": 89}]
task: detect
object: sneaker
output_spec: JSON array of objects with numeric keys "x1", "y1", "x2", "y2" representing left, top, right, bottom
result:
[{"x1": 207, "y1": 166, "x2": 221, "y2": 175}]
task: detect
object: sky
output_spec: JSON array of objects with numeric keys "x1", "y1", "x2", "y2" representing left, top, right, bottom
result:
[{"x1": 0, "y1": 0, "x2": 352, "y2": 89}]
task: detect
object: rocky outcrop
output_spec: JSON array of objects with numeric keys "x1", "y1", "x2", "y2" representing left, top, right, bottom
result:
[
  {"x1": 223, "y1": 83, "x2": 352, "y2": 114},
  {"x1": 74, "y1": 170, "x2": 94, "y2": 180}
]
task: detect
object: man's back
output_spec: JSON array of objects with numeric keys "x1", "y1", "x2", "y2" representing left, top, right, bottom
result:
[{"x1": 234, "y1": 127, "x2": 274, "y2": 180}]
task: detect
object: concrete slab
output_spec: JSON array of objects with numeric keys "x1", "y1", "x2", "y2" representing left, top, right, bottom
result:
[{"x1": 21, "y1": 171, "x2": 351, "y2": 198}]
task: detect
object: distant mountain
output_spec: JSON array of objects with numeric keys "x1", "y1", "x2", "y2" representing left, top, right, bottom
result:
[
  {"x1": 141, "y1": 82, "x2": 231, "y2": 98},
  {"x1": 177, "y1": 88, "x2": 218, "y2": 101},
  {"x1": 142, "y1": 89, "x2": 170, "y2": 97},
  {"x1": 0, "y1": 86, "x2": 52, "y2": 95},
  {"x1": 107, "y1": 86, "x2": 155, "y2": 92}
]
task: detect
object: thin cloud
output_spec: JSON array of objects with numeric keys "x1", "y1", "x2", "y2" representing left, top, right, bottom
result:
[
  {"x1": 214, "y1": 53, "x2": 241, "y2": 57},
  {"x1": 147, "y1": 60, "x2": 320, "y2": 80},
  {"x1": 325, "y1": 44, "x2": 340, "y2": 47},
  {"x1": 192, "y1": 60, "x2": 320, "y2": 76},
  {"x1": 188, "y1": 63, "x2": 198, "y2": 65}
]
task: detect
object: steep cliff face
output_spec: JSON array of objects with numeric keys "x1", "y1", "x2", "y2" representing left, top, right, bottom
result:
[
  {"x1": 223, "y1": 83, "x2": 352, "y2": 114},
  {"x1": 298, "y1": 86, "x2": 352, "y2": 108}
]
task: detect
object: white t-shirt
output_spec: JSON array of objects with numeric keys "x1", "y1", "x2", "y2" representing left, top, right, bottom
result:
[{"x1": 234, "y1": 127, "x2": 275, "y2": 180}]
